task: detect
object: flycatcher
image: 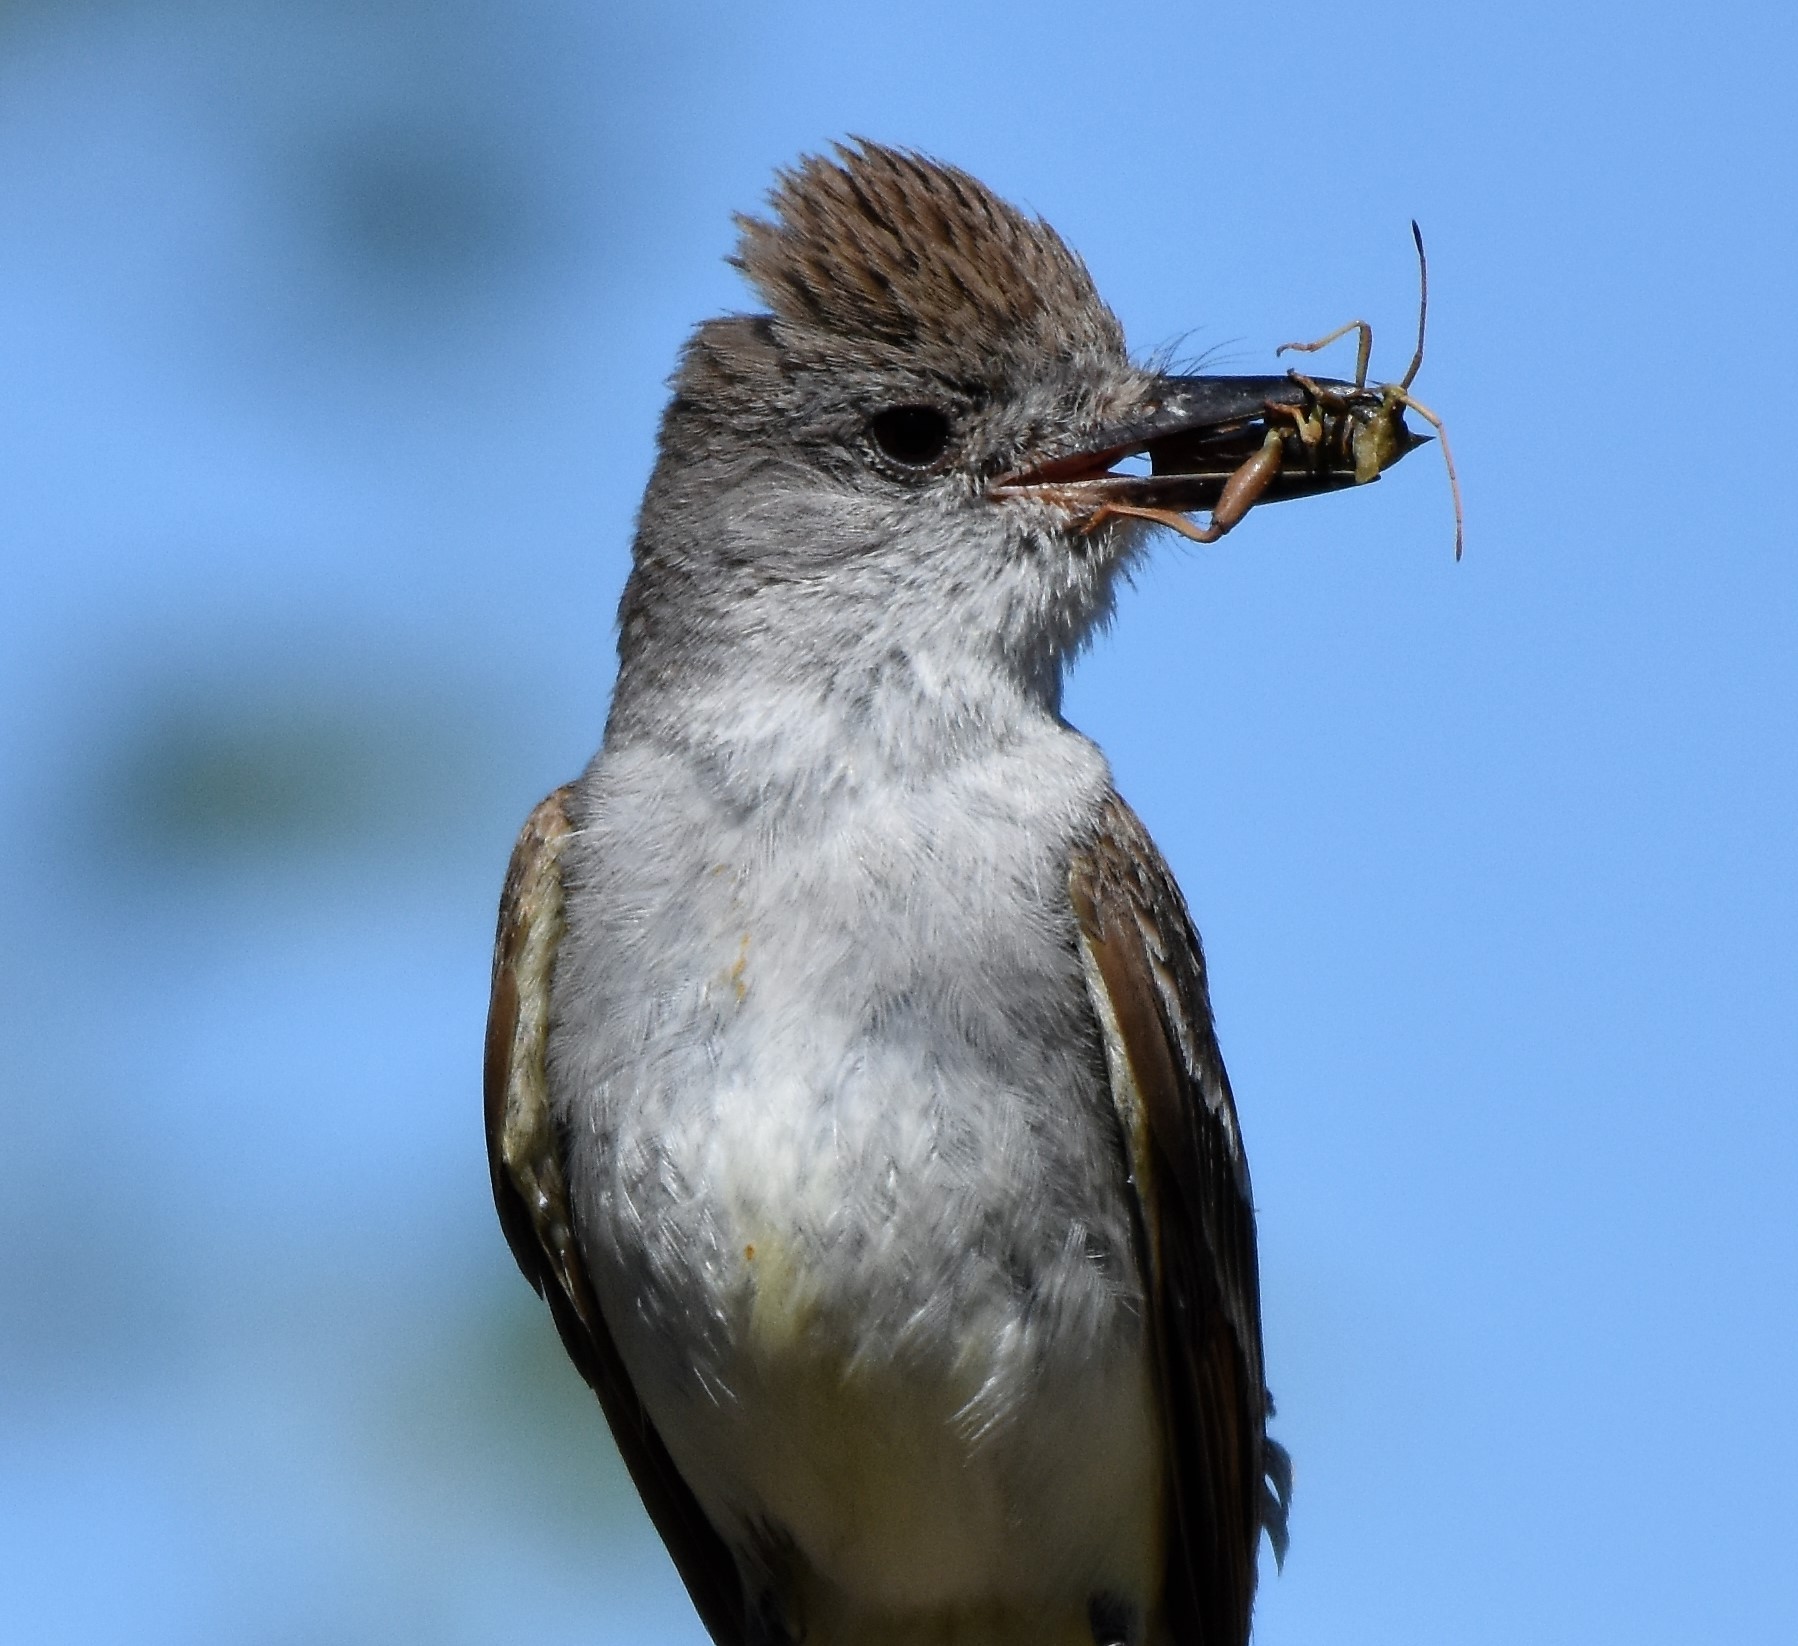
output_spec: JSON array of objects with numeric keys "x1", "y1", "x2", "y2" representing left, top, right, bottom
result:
[{"x1": 486, "y1": 141, "x2": 1416, "y2": 1646}]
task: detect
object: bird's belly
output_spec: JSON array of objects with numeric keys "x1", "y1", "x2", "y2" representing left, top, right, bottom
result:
[
  {"x1": 602, "y1": 1038, "x2": 1165, "y2": 1623},
  {"x1": 702, "y1": 1261, "x2": 1163, "y2": 1624}
]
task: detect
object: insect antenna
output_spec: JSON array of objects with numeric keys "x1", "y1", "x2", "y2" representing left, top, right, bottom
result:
[
  {"x1": 1401, "y1": 221, "x2": 1429, "y2": 391},
  {"x1": 1392, "y1": 388, "x2": 1464, "y2": 560}
]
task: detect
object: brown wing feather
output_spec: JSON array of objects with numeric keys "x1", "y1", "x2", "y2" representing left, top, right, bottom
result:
[
  {"x1": 485, "y1": 786, "x2": 747, "y2": 1646},
  {"x1": 1070, "y1": 792, "x2": 1288, "y2": 1646}
]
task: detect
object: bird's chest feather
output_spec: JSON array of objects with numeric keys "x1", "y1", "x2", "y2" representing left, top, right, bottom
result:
[
  {"x1": 567, "y1": 777, "x2": 1134, "y2": 1360},
  {"x1": 549, "y1": 741, "x2": 1161, "y2": 1605}
]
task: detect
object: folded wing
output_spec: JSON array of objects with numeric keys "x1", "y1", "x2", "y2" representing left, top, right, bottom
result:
[
  {"x1": 1070, "y1": 792, "x2": 1290, "y2": 1646},
  {"x1": 484, "y1": 786, "x2": 747, "y2": 1646}
]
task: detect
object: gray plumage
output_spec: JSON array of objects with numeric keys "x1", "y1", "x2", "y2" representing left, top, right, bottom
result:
[{"x1": 487, "y1": 142, "x2": 1288, "y2": 1646}]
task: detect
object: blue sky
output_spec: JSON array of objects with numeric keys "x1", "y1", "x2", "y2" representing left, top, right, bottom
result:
[{"x1": 2, "y1": 2, "x2": 1794, "y2": 1642}]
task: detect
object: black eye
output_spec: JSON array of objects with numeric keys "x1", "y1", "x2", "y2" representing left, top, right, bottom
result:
[{"x1": 867, "y1": 405, "x2": 953, "y2": 470}]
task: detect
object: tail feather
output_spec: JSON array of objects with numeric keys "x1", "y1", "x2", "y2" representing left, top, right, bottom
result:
[{"x1": 1261, "y1": 1440, "x2": 1293, "y2": 1570}]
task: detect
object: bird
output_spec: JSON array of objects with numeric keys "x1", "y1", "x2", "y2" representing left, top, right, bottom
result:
[{"x1": 484, "y1": 141, "x2": 1312, "y2": 1646}]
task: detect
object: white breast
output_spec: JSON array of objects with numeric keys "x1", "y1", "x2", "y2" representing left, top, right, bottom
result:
[{"x1": 549, "y1": 718, "x2": 1164, "y2": 1628}]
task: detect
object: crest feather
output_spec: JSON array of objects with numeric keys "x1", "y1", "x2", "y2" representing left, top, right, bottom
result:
[{"x1": 732, "y1": 140, "x2": 1124, "y2": 365}]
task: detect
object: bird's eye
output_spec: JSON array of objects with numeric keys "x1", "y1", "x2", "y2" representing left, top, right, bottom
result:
[{"x1": 867, "y1": 406, "x2": 953, "y2": 471}]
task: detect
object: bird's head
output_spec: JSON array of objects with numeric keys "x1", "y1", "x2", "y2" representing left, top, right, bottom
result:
[{"x1": 612, "y1": 142, "x2": 1341, "y2": 739}]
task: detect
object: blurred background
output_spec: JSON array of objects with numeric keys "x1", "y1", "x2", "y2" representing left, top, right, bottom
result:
[{"x1": 2, "y1": 2, "x2": 1794, "y2": 1642}]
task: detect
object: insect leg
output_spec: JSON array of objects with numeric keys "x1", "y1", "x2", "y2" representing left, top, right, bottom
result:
[
  {"x1": 1278, "y1": 319, "x2": 1374, "y2": 389},
  {"x1": 1084, "y1": 427, "x2": 1287, "y2": 544}
]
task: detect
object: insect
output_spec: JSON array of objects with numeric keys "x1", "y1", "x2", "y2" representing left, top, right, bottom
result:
[
  {"x1": 1058, "y1": 225, "x2": 1463, "y2": 558},
  {"x1": 1271, "y1": 223, "x2": 1464, "y2": 559}
]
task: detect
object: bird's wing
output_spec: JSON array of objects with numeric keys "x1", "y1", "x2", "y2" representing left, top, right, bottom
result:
[
  {"x1": 1069, "y1": 791, "x2": 1290, "y2": 1646},
  {"x1": 485, "y1": 786, "x2": 747, "y2": 1646}
]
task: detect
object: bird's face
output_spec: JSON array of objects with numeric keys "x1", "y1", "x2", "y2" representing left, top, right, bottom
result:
[{"x1": 639, "y1": 315, "x2": 1162, "y2": 675}]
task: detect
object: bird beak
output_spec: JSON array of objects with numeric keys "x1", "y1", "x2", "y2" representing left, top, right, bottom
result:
[{"x1": 989, "y1": 373, "x2": 1430, "y2": 522}]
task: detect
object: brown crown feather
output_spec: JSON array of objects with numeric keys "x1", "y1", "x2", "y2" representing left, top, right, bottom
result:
[{"x1": 731, "y1": 141, "x2": 1125, "y2": 368}]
